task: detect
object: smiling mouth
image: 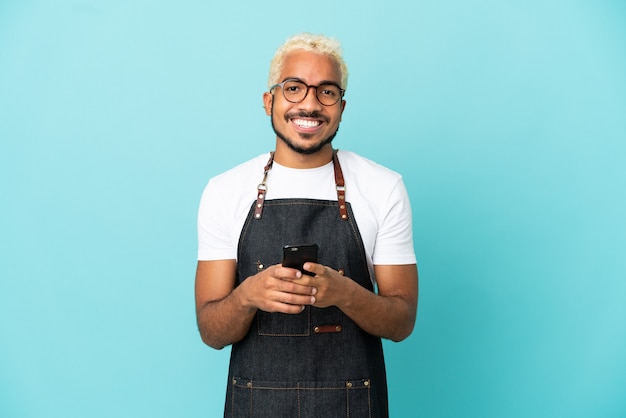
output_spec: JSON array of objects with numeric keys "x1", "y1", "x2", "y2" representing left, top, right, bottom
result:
[{"x1": 292, "y1": 118, "x2": 322, "y2": 129}]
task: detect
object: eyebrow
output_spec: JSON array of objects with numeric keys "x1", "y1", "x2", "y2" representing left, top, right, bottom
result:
[{"x1": 281, "y1": 77, "x2": 343, "y2": 89}]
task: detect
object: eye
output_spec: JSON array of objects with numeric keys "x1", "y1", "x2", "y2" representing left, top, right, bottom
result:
[
  {"x1": 319, "y1": 85, "x2": 339, "y2": 97},
  {"x1": 284, "y1": 81, "x2": 304, "y2": 93}
]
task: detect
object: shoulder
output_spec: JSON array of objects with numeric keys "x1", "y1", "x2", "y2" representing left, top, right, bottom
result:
[
  {"x1": 200, "y1": 152, "x2": 270, "y2": 213},
  {"x1": 334, "y1": 150, "x2": 415, "y2": 268},
  {"x1": 198, "y1": 153, "x2": 271, "y2": 260},
  {"x1": 205, "y1": 152, "x2": 270, "y2": 196},
  {"x1": 336, "y1": 150, "x2": 405, "y2": 196},
  {"x1": 337, "y1": 150, "x2": 402, "y2": 177}
]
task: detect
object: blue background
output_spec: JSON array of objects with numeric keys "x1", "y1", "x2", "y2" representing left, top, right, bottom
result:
[{"x1": 1, "y1": 1, "x2": 625, "y2": 417}]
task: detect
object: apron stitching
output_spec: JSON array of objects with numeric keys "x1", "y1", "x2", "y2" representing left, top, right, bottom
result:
[
  {"x1": 297, "y1": 383, "x2": 301, "y2": 418},
  {"x1": 248, "y1": 380, "x2": 252, "y2": 417}
]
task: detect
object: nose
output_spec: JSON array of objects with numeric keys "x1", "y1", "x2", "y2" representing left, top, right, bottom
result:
[{"x1": 297, "y1": 86, "x2": 323, "y2": 110}]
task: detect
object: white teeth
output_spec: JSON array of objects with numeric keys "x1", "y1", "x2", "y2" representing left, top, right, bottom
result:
[{"x1": 293, "y1": 119, "x2": 321, "y2": 128}]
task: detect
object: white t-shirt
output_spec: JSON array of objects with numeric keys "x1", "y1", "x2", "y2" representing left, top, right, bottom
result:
[{"x1": 197, "y1": 150, "x2": 416, "y2": 282}]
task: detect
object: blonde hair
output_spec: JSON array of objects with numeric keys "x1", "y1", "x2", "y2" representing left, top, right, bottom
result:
[{"x1": 267, "y1": 33, "x2": 349, "y2": 90}]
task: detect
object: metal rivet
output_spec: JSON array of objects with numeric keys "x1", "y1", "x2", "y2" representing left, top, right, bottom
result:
[
  {"x1": 258, "y1": 193, "x2": 264, "y2": 199},
  {"x1": 346, "y1": 382, "x2": 353, "y2": 388},
  {"x1": 341, "y1": 214, "x2": 347, "y2": 219},
  {"x1": 313, "y1": 326, "x2": 320, "y2": 333},
  {"x1": 338, "y1": 269, "x2": 344, "y2": 275},
  {"x1": 335, "y1": 326, "x2": 342, "y2": 332},
  {"x1": 255, "y1": 214, "x2": 261, "y2": 219},
  {"x1": 364, "y1": 380, "x2": 370, "y2": 386},
  {"x1": 247, "y1": 381, "x2": 252, "y2": 388}
]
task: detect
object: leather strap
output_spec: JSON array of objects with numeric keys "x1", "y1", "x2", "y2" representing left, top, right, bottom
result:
[
  {"x1": 254, "y1": 150, "x2": 348, "y2": 221},
  {"x1": 332, "y1": 149, "x2": 348, "y2": 220},
  {"x1": 313, "y1": 324, "x2": 343, "y2": 334},
  {"x1": 254, "y1": 152, "x2": 274, "y2": 220}
]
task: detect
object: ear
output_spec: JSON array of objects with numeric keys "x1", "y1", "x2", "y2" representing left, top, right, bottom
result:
[
  {"x1": 339, "y1": 99, "x2": 346, "y2": 120},
  {"x1": 263, "y1": 92, "x2": 273, "y2": 116}
]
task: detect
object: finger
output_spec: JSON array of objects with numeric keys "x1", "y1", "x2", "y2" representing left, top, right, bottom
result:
[
  {"x1": 273, "y1": 289, "x2": 316, "y2": 305},
  {"x1": 302, "y1": 262, "x2": 320, "y2": 276},
  {"x1": 277, "y1": 280, "x2": 316, "y2": 296},
  {"x1": 269, "y1": 295, "x2": 315, "y2": 313},
  {"x1": 270, "y1": 302, "x2": 306, "y2": 314},
  {"x1": 276, "y1": 266, "x2": 303, "y2": 280}
]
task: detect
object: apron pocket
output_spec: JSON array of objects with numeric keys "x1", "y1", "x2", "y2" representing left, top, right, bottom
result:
[
  {"x1": 230, "y1": 378, "x2": 372, "y2": 418},
  {"x1": 257, "y1": 307, "x2": 311, "y2": 336}
]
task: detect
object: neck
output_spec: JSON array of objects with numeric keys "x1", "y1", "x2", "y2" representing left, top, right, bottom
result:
[{"x1": 273, "y1": 141, "x2": 334, "y2": 168}]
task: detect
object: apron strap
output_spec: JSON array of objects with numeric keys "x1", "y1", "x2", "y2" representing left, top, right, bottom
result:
[
  {"x1": 332, "y1": 149, "x2": 348, "y2": 220},
  {"x1": 254, "y1": 152, "x2": 274, "y2": 219},
  {"x1": 254, "y1": 150, "x2": 349, "y2": 221}
]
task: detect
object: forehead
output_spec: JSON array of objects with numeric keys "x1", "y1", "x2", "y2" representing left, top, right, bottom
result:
[{"x1": 279, "y1": 50, "x2": 342, "y2": 84}]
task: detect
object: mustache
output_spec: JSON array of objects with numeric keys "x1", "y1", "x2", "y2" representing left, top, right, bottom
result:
[{"x1": 284, "y1": 111, "x2": 329, "y2": 122}]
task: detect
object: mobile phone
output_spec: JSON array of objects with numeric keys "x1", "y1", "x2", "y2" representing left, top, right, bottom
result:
[{"x1": 282, "y1": 244, "x2": 319, "y2": 276}]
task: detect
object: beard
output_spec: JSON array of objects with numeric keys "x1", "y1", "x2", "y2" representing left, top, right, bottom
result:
[{"x1": 270, "y1": 106, "x2": 339, "y2": 155}]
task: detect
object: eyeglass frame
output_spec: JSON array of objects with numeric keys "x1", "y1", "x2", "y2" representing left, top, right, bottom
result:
[{"x1": 269, "y1": 78, "x2": 346, "y2": 106}]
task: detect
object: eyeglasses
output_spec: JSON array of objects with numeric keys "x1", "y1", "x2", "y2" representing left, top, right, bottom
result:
[{"x1": 270, "y1": 79, "x2": 345, "y2": 106}]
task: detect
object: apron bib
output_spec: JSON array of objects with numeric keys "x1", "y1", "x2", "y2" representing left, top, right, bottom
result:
[{"x1": 224, "y1": 151, "x2": 388, "y2": 417}]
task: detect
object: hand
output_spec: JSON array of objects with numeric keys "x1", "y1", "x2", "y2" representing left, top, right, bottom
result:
[
  {"x1": 238, "y1": 264, "x2": 317, "y2": 314},
  {"x1": 299, "y1": 262, "x2": 353, "y2": 309}
]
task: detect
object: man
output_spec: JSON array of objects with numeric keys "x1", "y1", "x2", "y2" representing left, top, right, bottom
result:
[{"x1": 195, "y1": 33, "x2": 418, "y2": 417}]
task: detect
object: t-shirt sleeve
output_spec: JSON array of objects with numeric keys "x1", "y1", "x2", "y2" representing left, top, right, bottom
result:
[
  {"x1": 197, "y1": 179, "x2": 237, "y2": 261},
  {"x1": 371, "y1": 177, "x2": 417, "y2": 265}
]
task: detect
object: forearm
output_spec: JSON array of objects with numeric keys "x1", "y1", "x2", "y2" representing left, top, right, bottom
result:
[
  {"x1": 196, "y1": 285, "x2": 257, "y2": 350},
  {"x1": 196, "y1": 261, "x2": 319, "y2": 349},
  {"x1": 339, "y1": 281, "x2": 416, "y2": 341}
]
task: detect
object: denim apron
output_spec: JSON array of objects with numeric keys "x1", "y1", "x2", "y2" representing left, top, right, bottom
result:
[{"x1": 224, "y1": 150, "x2": 388, "y2": 417}]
